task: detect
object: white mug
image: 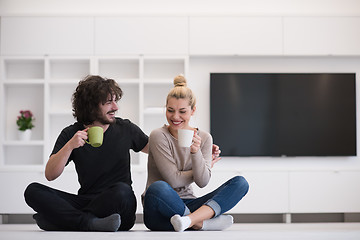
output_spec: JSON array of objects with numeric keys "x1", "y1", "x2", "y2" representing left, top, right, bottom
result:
[{"x1": 178, "y1": 129, "x2": 194, "y2": 147}]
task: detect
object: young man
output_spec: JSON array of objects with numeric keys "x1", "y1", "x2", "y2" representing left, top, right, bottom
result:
[
  {"x1": 24, "y1": 75, "x2": 148, "y2": 231},
  {"x1": 24, "y1": 75, "x2": 220, "y2": 232}
]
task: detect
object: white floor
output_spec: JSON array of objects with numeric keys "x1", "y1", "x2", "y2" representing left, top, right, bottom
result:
[{"x1": 1, "y1": 223, "x2": 360, "y2": 240}]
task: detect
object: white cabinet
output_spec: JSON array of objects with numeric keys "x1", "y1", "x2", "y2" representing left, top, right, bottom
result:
[
  {"x1": 131, "y1": 170, "x2": 147, "y2": 214},
  {"x1": 283, "y1": 17, "x2": 360, "y2": 55},
  {"x1": 0, "y1": 170, "x2": 79, "y2": 214},
  {"x1": 1, "y1": 57, "x2": 46, "y2": 167},
  {"x1": 142, "y1": 57, "x2": 187, "y2": 135},
  {"x1": 0, "y1": 55, "x2": 188, "y2": 214},
  {"x1": 3, "y1": 16, "x2": 360, "y2": 57},
  {"x1": 0, "y1": 54, "x2": 188, "y2": 215},
  {"x1": 235, "y1": 171, "x2": 289, "y2": 214},
  {"x1": 0, "y1": 17, "x2": 94, "y2": 55},
  {"x1": 0, "y1": 169, "x2": 149, "y2": 215},
  {"x1": 189, "y1": 16, "x2": 360, "y2": 56},
  {"x1": 193, "y1": 169, "x2": 360, "y2": 214},
  {"x1": 192, "y1": 170, "x2": 289, "y2": 214},
  {"x1": 0, "y1": 57, "x2": 91, "y2": 168},
  {"x1": 289, "y1": 171, "x2": 360, "y2": 213},
  {"x1": 189, "y1": 17, "x2": 283, "y2": 55},
  {"x1": 0, "y1": 55, "x2": 188, "y2": 169},
  {"x1": 95, "y1": 17, "x2": 188, "y2": 55}
]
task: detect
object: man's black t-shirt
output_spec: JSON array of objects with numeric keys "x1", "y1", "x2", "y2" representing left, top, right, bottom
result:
[{"x1": 51, "y1": 118, "x2": 148, "y2": 196}]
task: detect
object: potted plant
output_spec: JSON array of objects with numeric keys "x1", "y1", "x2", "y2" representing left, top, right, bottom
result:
[{"x1": 16, "y1": 110, "x2": 35, "y2": 141}]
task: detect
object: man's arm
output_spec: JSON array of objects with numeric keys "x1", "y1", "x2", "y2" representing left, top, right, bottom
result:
[
  {"x1": 141, "y1": 143, "x2": 149, "y2": 154},
  {"x1": 45, "y1": 129, "x2": 88, "y2": 181}
]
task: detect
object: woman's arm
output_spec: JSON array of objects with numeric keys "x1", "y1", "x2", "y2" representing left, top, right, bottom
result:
[
  {"x1": 149, "y1": 131, "x2": 194, "y2": 188},
  {"x1": 190, "y1": 132, "x2": 212, "y2": 188},
  {"x1": 211, "y1": 144, "x2": 221, "y2": 168}
]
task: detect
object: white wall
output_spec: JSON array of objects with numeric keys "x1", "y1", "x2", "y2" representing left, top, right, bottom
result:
[
  {"x1": 1, "y1": 1, "x2": 359, "y2": 171},
  {"x1": 1, "y1": 0, "x2": 360, "y2": 16},
  {"x1": 1, "y1": 0, "x2": 360, "y2": 215}
]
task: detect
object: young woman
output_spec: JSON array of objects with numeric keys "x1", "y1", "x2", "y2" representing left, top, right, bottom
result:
[{"x1": 142, "y1": 75, "x2": 249, "y2": 232}]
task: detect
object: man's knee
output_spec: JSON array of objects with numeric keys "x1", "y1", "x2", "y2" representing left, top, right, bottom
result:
[
  {"x1": 111, "y1": 182, "x2": 136, "y2": 201},
  {"x1": 24, "y1": 182, "x2": 43, "y2": 204}
]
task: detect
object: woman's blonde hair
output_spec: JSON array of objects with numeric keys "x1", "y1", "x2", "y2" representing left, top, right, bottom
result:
[{"x1": 166, "y1": 75, "x2": 196, "y2": 109}]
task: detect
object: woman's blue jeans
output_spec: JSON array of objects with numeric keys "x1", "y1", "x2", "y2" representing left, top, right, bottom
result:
[{"x1": 143, "y1": 176, "x2": 249, "y2": 231}]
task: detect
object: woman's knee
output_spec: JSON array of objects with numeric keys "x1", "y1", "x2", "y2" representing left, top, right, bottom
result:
[
  {"x1": 143, "y1": 181, "x2": 174, "y2": 211},
  {"x1": 146, "y1": 181, "x2": 172, "y2": 197},
  {"x1": 232, "y1": 176, "x2": 249, "y2": 196}
]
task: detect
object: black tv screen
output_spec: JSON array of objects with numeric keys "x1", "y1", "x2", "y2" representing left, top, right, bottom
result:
[{"x1": 210, "y1": 73, "x2": 357, "y2": 157}]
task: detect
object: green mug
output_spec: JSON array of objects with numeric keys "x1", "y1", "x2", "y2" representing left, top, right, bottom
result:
[{"x1": 86, "y1": 126, "x2": 103, "y2": 147}]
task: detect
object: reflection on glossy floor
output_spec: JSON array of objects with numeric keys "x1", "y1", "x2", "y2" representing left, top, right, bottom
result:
[{"x1": 1, "y1": 223, "x2": 360, "y2": 240}]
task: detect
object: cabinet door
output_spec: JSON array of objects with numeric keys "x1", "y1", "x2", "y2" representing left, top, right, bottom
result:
[
  {"x1": 192, "y1": 170, "x2": 289, "y2": 213},
  {"x1": 289, "y1": 171, "x2": 360, "y2": 213},
  {"x1": 283, "y1": 17, "x2": 360, "y2": 55},
  {"x1": 131, "y1": 170, "x2": 147, "y2": 214},
  {"x1": 0, "y1": 17, "x2": 94, "y2": 55},
  {"x1": 0, "y1": 170, "x2": 79, "y2": 214},
  {"x1": 95, "y1": 17, "x2": 188, "y2": 55},
  {"x1": 189, "y1": 17, "x2": 283, "y2": 55}
]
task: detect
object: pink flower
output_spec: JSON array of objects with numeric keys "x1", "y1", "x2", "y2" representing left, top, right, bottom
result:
[
  {"x1": 16, "y1": 110, "x2": 35, "y2": 131},
  {"x1": 23, "y1": 110, "x2": 33, "y2": 119}
]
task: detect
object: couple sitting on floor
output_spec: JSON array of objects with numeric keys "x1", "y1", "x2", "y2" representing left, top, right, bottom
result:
[{"x1": 24, "y1": 74, "x2": 249, "y2": 232}]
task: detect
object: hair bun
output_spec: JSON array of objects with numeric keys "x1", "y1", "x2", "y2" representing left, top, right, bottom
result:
[{"x1": 174, "y1": 74, "x2": 187, "y2": 87}]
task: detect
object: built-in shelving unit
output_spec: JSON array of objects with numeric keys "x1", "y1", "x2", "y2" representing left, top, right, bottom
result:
[
  {"x1": 0, "y1": 55, "x2": 188, "y2": 169},
  {"x1": 1, "y1": 15, "x2": 360, "y2": 217}
]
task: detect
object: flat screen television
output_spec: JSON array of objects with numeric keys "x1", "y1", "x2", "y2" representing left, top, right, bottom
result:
[{"x1": 210, "y1": 73, "x2": 357, "y2": 157}]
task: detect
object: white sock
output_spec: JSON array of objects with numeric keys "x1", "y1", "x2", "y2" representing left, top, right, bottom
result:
[
  {"x1": 201, "y1": 215, "x2": 233, "y2": 231},
  {"x1": 170, "y1": 214, "x2": 191, "y2": 232}
]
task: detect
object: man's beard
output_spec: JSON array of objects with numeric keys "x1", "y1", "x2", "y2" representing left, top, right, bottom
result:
[{"x1": 96, "y1": 111, "x2": 116, "y2": 125}]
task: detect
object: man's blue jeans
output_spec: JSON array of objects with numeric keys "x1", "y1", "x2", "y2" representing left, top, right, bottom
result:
[{"x1": 143, "y1": 176, "x2": 249, "y2": 231}]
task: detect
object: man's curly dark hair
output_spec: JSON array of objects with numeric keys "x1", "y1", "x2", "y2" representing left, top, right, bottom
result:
[{"x1": 72, "y1": 75, "x2": 123, "y2": 125}]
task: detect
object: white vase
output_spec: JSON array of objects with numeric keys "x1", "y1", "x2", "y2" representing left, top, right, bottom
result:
[{"x1": 18, "y1": 129, "x2": 32, "y2": 141}]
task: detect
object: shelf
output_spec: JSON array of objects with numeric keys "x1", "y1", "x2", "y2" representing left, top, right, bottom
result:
[
  {"x1": 49, "y1": 83, "x2": 77, "y2": 111},
  {"x1": 3, "y1": 145, "x2": 44, "y2": 166},
  {"x1": 3, "y1": 140, "x2": 44, "y2": 146},
  {"x1": 143, "y1": 114, "x2": 168, "y2": 136},
  {"x1": 143, "y1": 79, "x2": 175, "y2": 84},
  {"x1": 3, "y1": 58, "x2": 45, "y2": 80},
  {"x1": 3, "y1": 79, "x2": 45, "y2": 84},
  {"x1": 143, "y1": 107, "x2": 166, "y2": 115},
  {"x1": 49, "y1": 58, "x2": 90, "y2": 80},
  {"x1": 1, "y1": 55, "x2": 187, "y2": 169},
  {"x1": 48, "y1": 111, "x2": 73, "y2": 116},
  {"x1": 117, "y1": 84, "x2": 140, "y2": 124},
  {"x1": 47, "y1": 79, "x2": 82, "y2": 84},
  {"x1": 98, "y1": 58, "x2": 140, "y2": 79},
  {"x1": 143, "y1": 83, "x2": 172, "y2": 109},
  {"x1": 4, "y1": 84, "x2": 44, "y2": 141},
  {"x1": 116, "y1": 80, "x2": 140, "y2": 87},
  {"x1": 48, "y1": 114, "x2": 76, "y2": 149},
  {"x1": 0, "y1": 165, "x2": 46, "y2": 172},
  {"x1": 143, "y1": 58, "x2": 186, "y2": 79}
]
